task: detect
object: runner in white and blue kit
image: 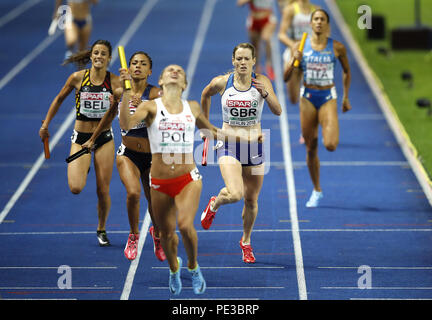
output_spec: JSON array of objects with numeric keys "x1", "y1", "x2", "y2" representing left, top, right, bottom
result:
[
  {"x1": 284, "y1": 9, "x2": 352, "y2": 208},
  {"x1": 200, "y1": 43, "x2": 281, "y2": 263}
]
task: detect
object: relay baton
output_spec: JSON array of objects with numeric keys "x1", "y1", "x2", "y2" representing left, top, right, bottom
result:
[
  {"x1": 293, "y1": 32, "x2": 308, "y2": 67},
  {"x1": 65, "y1": 148, "x2": 90, "y2": 163},
  {"x1": 43, "y1": 138, "x2": 50, "y2": 159},
  {"x1": 201, "y1": 138, "x2": 209, "y2": 166},
  {"x1": 118, "y1": 46, "x2": 131, "y2": 90}
]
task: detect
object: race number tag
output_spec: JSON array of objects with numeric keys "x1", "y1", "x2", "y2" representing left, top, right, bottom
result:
[{"x1": 79, "y1": 92, "x2": 111, "y2": 118}]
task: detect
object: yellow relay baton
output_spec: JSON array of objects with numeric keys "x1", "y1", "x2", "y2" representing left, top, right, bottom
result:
[
  {"x1": 118, "y1": 46, "x2": 131, "y2": 90},
  {"x1": 293, "y1": 32, "x2": 308, "y2": 68}
]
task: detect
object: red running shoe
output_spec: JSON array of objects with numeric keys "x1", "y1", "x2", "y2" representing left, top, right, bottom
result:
[
  {"x1": 149, "y1": 226, "x2": 166, "y2": 261},
  {"x1": 239, "y1": 239, "x2": 256, "y2": 263},
  {"x1": 266, "y1": 64, "x2": 275, "y2": 81},
  {"x1": 124, "y1": 233, "x2": 139, "y2": 261},
  {"x1": 201, "y1": 196, "x2": 217, "y2": 230}
]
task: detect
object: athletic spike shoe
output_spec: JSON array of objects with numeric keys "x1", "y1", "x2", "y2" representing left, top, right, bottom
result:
[
  {"x1": 201, "y1": 196, "x2": 217, "y2": 230},
  {"x1": 149, "y1": 226, "x2": 166, "y2": 261},
  {"x1": 96, "y1": 230, "x2": 110, "y2": 247},
  {"x1": 306, "y1": 190, "x2": 323, "y2": 208},
  {"x1": 188, "y1": 264, "x2": 206, "y2": 295},
  {"x1": 124, "y1": 233, "x2": 139, "y2": 261},
  {"x1": 169, "y1": 257, "x2": 182, "y2": 295},
  {"x1": 266, "y1": 64, "x2": 275, "y2": 81},
  {"x1": 239, "y1": 239, "x2": 256, "y2": 264}
]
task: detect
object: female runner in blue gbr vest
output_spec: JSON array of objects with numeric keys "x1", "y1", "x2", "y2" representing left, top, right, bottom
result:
[
  {"x1": 200, "y1": 43, "x2": 282, "y2": 264},
  {"x1": 284, "y1": 9, "x2": 352, "y2": 208}
]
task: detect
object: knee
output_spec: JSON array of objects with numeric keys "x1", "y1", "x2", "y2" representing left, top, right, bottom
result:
[
  {"x1": 178, "y1": 219, "x2": 194, "y2": 237},
  {"x1": 126, "y1": 189, "x2": 141, "y2": 204},
  {"x1": 306, "y1": 137, "x2": 318, "y2": 155},
  {"x1": 288, "y1": 89, "x2": 299, "y2": 104},
  {"x1": 160, "y1": 228, "x2": 179, "y2": 243},
  {"x1": 69, "y1": 185, "x2": 83, "y2": 195},
  {"x1": 244, "y1": 198, "x2": 258, "y2": 211},
  {"x1": 68, "y1": 181, "x2": 84, "y2": 195},
  {"x1": 324, "y1": 139, "x2": 338, "y2": 152},
  {"x1": 96, "y1": 185, "x2": 110, "y2": 199}
]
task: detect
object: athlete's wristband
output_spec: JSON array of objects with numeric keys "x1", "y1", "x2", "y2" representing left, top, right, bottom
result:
[{"x1": 262, "y1": 91, "x2": 268, "y2": 99}]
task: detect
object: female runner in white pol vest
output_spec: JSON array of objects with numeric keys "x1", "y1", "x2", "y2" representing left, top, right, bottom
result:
[
  {"x1": 147, "y1": 98, "x2": 196, "y2": 155},
  {"x1": 118, "y1": 64, "x2": 258, "y2": 296}
]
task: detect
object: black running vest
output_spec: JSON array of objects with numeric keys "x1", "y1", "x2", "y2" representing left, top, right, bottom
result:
[{"x1": 75, "y1": 69, "x2": 113, "y2": 121}]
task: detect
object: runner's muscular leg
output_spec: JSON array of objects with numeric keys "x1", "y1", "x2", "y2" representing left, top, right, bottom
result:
[
  {"x1": 175, "y1": 179, "x2": 202, "y2": 270},
  {"x1": 300, "y1": 97, "x2": 321, "y2": 191},
  {"x1": 141, "y1": 166, "x2": 160, "y2": 237},
  {"x1": 241, "y1": 165, "x2": 264, "y2": 244},
  {"x1": 318, "y1": 99, "x2": 339, "y2": 152},
  {"x1": 213, "y1": 156, "x2": 244, "y2": 211},
  {"x1": 67, "y1": 143, "x2": 91, "y2": 194},
  {"x1": 151, "y1": 189, "x2": 178, "y2": 272},
  {"x1": 93, "y1": 140, "x2": 115, "y2": 231},
  {"x1": 117, "y1": 155, "x2": 141, "y2": 234}
]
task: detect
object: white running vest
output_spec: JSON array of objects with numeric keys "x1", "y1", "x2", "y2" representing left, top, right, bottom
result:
[
  {"x1": 221, "y1": 73, "x2": 264, "y2": 127},
  {"x1": 147, "y1": 98, "x2": 196, "y2": 154},
  {"x1": 291, "y1": 3, "x2": 314, "y2": 41}
]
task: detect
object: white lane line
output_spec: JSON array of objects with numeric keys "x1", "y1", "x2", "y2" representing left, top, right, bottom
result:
[
  {"x1": 325, "y1": 0, "x2": 432, "y2": 206},
  {"x1": 0, "y1": 31, "x2": 62, "y2": 90},
  {"x1": 109, "y1": 0, "x2": 159, "y2": 62},
  {"x1": 271, "y1": 27, "x2": 307, "y2": 300},
  {"x1": 350, "y1": 298, "x2": 432, "y2": 300},
  {"x1": 292, "y1": 161, "x2": 409, "y2": 166},
  {"x1": 284, "y1": 113, "x2": 385, "y2": 121},
  {"x1": 2, "y1": 228, "x2": 432, "y2": 236},
  {"x1": 0, "y1": 0, "x2": 42, "y2": 28},
  {"x1": 318, "y1": 266, "x2": 432, "y2": 270},
  {"x1": 170, "y1": 298, "x2": 260, "y2": 300},
  {"x1": 0, "y1": 160, "x2": 409, "y2": 168},
  {"x1": 152, "y1": 266, "x2": 285, "y2": 269},
  {"x1": 120, "y1": 210, "x2": 151, "y2": 300},
  {"x1": 149, "y1": 286, "x2": 285, "y2": 290},
  {"x1": 2, "y1": 299, "x2": 77, "y2": 300},
  {"x1": 0, "y1": 110, "x2": 74, "y2": 224},
  {"x1": 0, "y1": 0, "x2": 158, "y2": 225},
  {"x1": 183, "y1": 0, "x2": 217, "y2": 100},
  {"x1": 322, "y1": 287, "x2": 432, "y2": 290},
  {"x1": 119, "y1": 0, "x2": 217, "y2": 300},
  {"x1": 0, "y1": 287, "x2": 113, "y2": 290},
  {"x1": 0, "y1": 266, "x2": 117, "y2": 269},
  {"x1": 0, "y1": 112, "x2": 385, "y2": 120}
]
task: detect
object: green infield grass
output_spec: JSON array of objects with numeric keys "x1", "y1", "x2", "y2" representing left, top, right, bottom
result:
[{"x1": 335, "y1": 0, "x2": 432, "y2": 182}]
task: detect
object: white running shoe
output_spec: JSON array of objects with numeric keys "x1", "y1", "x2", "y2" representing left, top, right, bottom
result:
[{"x1": 306, "y1": 190, "x2": 323, "y2": 208}]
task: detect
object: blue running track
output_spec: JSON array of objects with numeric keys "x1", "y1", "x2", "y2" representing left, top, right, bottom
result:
[{"x1": 0, "y1": 0, "x2": 431, "y2": 307}]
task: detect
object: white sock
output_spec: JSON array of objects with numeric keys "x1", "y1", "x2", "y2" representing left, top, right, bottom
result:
[
  {"x1": 210, "y1": 201, "x2": 216, "y2": 212},
  {"x1": 241, "y1": 239, "x2": 250, "y2": 246}
]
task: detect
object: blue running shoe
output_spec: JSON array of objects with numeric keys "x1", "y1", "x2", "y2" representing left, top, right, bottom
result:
[
  {"x1": 169, "y1": 257, "x2": 182, "y2": 295},
  {"x1": 188, "y1": 264, "x2": 206, "y2": 295},
  {"x1": 306, "y1": 190, "x2": 323, "y2": 208}
]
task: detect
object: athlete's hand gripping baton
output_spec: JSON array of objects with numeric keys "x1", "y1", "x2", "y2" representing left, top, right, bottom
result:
[
  {"x1": 293, "y1": 32, "x2": 308, "y2": 68},
  {"x1": 118, "y1": 46, "x2": 131, "y2": 90}
]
